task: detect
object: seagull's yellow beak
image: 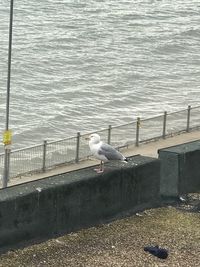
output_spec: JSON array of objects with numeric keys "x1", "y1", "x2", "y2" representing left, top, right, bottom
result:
[{"x1": 85, "y1": 136, "x2": 90, "y2": 141}]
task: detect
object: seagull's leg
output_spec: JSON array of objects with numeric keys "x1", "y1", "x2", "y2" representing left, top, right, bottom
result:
[
  {"x1": 94, "y1": 161, "x2": 104, "y2": 173},
  {"x1": 100, "y1": 160, "x2": 104, "y2": 172}
]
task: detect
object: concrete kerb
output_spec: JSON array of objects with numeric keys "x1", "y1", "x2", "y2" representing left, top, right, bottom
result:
[
  {"x1": 159, "y1": 139, "x2": 200, "y2": 198},
  {"x1": 0, "y1": 155, "x2": 161, "y2": 250},
  {"x1": 0, "y1": 131, "x2": 200, "y2": 251}
]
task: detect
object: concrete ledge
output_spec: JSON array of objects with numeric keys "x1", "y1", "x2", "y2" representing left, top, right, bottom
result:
[
  {"x1": 0, "y1": 155, "x2": 160, "y2": 249},
  {"x1": 158, "y1": 140, "x2": 200, "y2": 198}
]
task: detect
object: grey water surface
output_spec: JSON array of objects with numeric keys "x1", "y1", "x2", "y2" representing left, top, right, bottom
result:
[{"x1": 0, "y1": 0, "x2": 200, "y2": 151}]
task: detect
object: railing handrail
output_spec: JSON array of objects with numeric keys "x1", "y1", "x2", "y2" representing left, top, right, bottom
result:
[{"x1": 0, "y1": 105, "x2": 200, "y2": 156}]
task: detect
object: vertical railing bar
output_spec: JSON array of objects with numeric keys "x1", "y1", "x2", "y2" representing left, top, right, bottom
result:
[
  {"x1": 6, "y1": 149, "x2": 11, "y2": 182},
  {"x1": 108, "y1": 125, "x2": 112, "y2": 145},
  {"x1": 42, "y1": 140, "x2": 47, "y2": 172},
  {"x1": 136, "y1": 117, "x2": 140, "y2": 147},
  {"x1": 162, "y1": 111, "x2": 167, "y2": 139},
  {"x1": 186, "y1": 105, "x2": 191, "y2": 132},
  {"x1": 75, "y1": 132, "x2": 80, "y2": 163},
  {"x1": 0, "y1": 154, "x2": 3, "y2": 182}
]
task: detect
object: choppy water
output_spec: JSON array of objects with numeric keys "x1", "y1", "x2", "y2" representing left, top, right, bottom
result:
[{"x1": 0, "y1": 0, "x2": 200, "y2": 151}]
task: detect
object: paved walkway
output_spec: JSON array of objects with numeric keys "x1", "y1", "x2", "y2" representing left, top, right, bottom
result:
[{"x1": 8, "y1": 130, "x2": 200, "y2": 187}]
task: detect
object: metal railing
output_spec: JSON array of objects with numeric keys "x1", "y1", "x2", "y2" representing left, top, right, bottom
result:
[{"x1": 0, "y1": 105, "x2": 200, "y2": 184}]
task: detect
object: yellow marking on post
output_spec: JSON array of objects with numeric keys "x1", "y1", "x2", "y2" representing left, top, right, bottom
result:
[{"x1": 3, "y1": 130, "x2": 12, "y2": 145}]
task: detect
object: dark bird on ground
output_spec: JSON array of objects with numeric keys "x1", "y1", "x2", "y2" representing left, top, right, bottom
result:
[{"x1": 144, "y1": 245, "x2": 168, "y2": 259}]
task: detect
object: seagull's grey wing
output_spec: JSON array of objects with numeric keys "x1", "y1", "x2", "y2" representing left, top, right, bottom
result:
[{"x1": 98, "y1": 143, "x2": 124, "y2": 160}]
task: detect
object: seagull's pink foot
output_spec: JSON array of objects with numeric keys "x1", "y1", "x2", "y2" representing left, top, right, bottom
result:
[
  {"x1": 96, "y1": 169, "x2": 104, "y2": 173},
  {"x1": 94, "y1": 168, "x2": 104, "y2": 173}
]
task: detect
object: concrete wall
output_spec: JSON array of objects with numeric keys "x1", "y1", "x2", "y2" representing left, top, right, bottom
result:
[
  {"x1": 159, "y1": 140, "x2": 200, "y2": 198},
  {"x1": 0, "y1": 155, "x2": 160, "y2": 249}
]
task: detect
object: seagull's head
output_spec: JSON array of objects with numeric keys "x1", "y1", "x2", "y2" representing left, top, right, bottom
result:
[{"x1": 88, "y1": 133, "x2": 101, "y2": 144}]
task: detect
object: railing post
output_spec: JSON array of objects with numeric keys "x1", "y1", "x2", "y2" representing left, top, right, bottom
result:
[
  {"x1": 75, "y1": 132, "x2": 80, "y2": 163},
  {"x1": 136, "y1": 117, "x2": 140, "y2": 147},
  {"x1": 162, "y1": 111, "x2": 167, "y2": 139},
  {"x1": 42, "y1": 140, "x2": 47, "y2": 172},
  {"x1": 186, "y1": 105, "x2": 191, "y2": 132},
  {"x1": 108, "y1": 125, "x2": 112, "y2": 144}
]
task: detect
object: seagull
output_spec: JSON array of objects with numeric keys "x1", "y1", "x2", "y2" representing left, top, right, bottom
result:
[{"x1": 86, "y1": 133, "x2": 127, "y2": 173}]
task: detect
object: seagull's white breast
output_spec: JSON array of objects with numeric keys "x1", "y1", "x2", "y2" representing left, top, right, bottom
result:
[{"x1": 89, "y1": 141, "x2": 108, "y2": 162}]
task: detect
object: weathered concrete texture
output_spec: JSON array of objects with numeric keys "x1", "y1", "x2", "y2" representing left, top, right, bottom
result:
[
  {"x1": 0, "y1": 155, "x2": 160, "y2": 250},
  {"x1": 159, "y1": 140, "x2": 200, "y2": 198},
  {"x1": 1, "y1": 200, "x2": 200, "y2": 267}
]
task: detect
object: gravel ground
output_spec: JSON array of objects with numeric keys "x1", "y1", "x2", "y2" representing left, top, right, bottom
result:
[{"x1": 0, "y1": 194, "x2": 199, "y2": 267}]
